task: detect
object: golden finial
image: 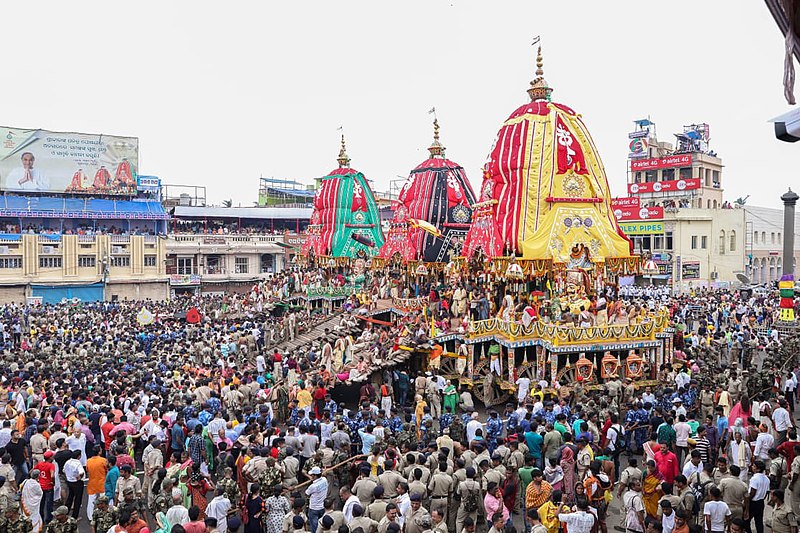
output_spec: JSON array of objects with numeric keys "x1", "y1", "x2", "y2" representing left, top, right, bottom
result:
[
  {"x1": 428, "y1": 118, "x2": 445, "y2": 158},
  {"x1": 337, "y1": 134, "x2": 350, "y2": 168},
  {"x1": 528, "y1": 43, "x2": 553, "y2": 102}
]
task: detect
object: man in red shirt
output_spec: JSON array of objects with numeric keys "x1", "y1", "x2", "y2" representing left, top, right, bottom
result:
[
  {"x1": 34, "y1": 450, "x2": 56, "y2": 522},
  {"x1": 101, "y1": 414, "x2": 115, "y2": 452},
  {"x1": 777, "y1": 428, "x2": 799, "y2": 463},
  {"x1": 654, "y1": 446, "x2": 680, "y2": 484}
]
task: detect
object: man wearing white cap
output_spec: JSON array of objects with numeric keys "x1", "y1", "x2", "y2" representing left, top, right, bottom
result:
[{"x1": 306, "y1": 466, "x2": 328, "y2": 533}]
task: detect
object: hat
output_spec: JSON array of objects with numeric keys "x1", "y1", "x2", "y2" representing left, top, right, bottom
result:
[
  {"x1": 228, "y1": 516, "x2": 242, "y2": 531},
  {"x1": 96, "y1": 494, "x2": 110, "y2": 504},
  {"x1": 44, "y1": 450, "x2": 54, "y2": 459},
  {"x1": 410, "y1": 493, "x2": 422, "y2": 502},
  {"x1": 672, "y1": 398, "x2": 683, "y2": 404},
  {"x1": 309, "y1": 466, "x2": 322, "y2": 475},
  {"x1": 54, "y1": 506, "x2": 69, "y2": 516},
  {"x1": 123, "y1": 486, "x2": 135, "y2": 495}
]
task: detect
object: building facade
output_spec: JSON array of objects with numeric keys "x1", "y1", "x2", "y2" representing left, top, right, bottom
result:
[
  {"x1": 620, "y1": 120, "x2": 747, "y2": 292},
  {"x1": 744, "y1": 205, "x2": 800, "y2": 284}
]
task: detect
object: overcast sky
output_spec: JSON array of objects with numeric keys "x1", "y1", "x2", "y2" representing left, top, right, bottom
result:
[{"x1": 2, "y1": 1, "x2": 794, "y2": 208}]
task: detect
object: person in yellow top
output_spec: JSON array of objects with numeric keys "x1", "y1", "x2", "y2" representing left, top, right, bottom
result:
[
  {"x1": 414, "y1": 394, "x2": 427, "y2": 439},
  {"x1": 296, "y1": 383, "x2": 313, "y2": 417},
  {"x1": 538, "y1": 490, "x2": 571, "y2": 533},
  {"x1": 530, "y1": 385, "x2": 545, "y2": 404}
]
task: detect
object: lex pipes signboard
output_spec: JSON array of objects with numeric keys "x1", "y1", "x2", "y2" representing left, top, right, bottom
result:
[
  {"x1": 628, "y1": 178, "x2": 701, "y2": 195},
  {"x1": 618, "y1": 221, "x2": 665, "y2": 235},
  {"x1": 613, "y1": 205, "x2": 664, "y2": 222}
]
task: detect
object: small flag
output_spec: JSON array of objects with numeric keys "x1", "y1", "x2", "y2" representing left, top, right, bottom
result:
[
  {"x1": 336, "y1": 125, "x2": 343, "y2": 131},
  {"x1": 531, "y1": 35, "x2": 541, "y2": 46},
  {"x1": 428, "y1": 107, "x2": 436, "y2": 115}
]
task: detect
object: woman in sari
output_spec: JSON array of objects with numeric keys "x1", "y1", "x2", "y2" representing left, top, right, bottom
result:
[
  {"x1": 443, "y1": 380, "x2": 459, "y2": 414},
  {"x1": 642, "y1": 433, "x2": 661, "y2": 463},
  {"x1": 641, "y1": 460, "x2": 663, "y2": 519},
  {"x1": 188, "y1": 462, "x2": 213, "y2": 519},
  {"x1": 538, "y1": 490, "x2": 570, "y2": 533},
  {"x1": 21, "y1": 469, "x2": 43, "y2": 533},
  {"x1": 414, "y1": 395, "x2": 427, "y2": 440},
  {"x1": 560, "y1": 444, "x2": 577, "y2": 504}
]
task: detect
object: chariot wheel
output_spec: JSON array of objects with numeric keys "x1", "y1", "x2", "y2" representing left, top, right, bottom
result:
[
  {"x1": 472, "y1": 358, "x2": 512, "y2": 407},
  {"x1": 439, "y1": 354, "x2": 459, "y2": 379}
]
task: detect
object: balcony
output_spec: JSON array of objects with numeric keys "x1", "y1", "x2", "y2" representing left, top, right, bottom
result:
[{"x1": 166, "y1": 234, "x2": 284, "y2": 253}]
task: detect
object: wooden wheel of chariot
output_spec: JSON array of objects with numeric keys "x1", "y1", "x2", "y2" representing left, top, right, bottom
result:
[
  {"x1": 438, "y1": 354, "x2": 459, "y2": 378},
  {"x1": 472, "y1": 358, "x2": 512, "y2": 407}
]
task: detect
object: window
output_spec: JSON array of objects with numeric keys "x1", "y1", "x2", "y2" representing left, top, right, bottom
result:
[
  {"x1": 39, "y1": 257, "x2": 62, "y2": 269},
  {"x1": 645, "y1": 170, "x2": 658, "y2": 183},
  {"x1": 779, "y1": 233, "x2": 782, "y2": 245},
  {"x1": 754, "y1": 232, "x2": 758, "y2": 244},
  {"x1": 691, "y1": 236, "x2": 698, "y2": 249},
  {"x1": 144, "y1": 255, "x2": 157, "y2": 267},
  {"x1": 235, "y1": 257, "x2": 249, "y2": 274},
  {"x1": 679, "y1": 167, "x2": 693, "y2": 180},
  {"x1": 662, "y1": 168, "x2": 675, "y2": 181},
  {"x1": 707, "y1": 200, "x2": 712, "y2": 209},
  {"x1": 665, "y1": 231, "x2": 674, "y2": 250},
  {"x1": 653, "y1": 234, "x2": 664, "y2": 250},
  {"x1": 719, "y1": 230, "x2": 726, "y2": 254},
  {"x1": 0, "y1": 258, "x2": 22, "y2": 269},
  {"x1": 712, "y1": 170, "x2": 720, "y2": 187},
  {"x1": 111, "y1": 256, "x2": 130, "y2": 267},
  {"x1": 701, "y1": 236, "x2": 708, "y2": 249},
  {"x1": 762, "y1": 231, "x2": 766, "y2": 243},
  {"x1": 772, "y1": 232, "x2": 776, "y2": 244},
  {"x1": 177, "y1": 257, "x2": 194, "y2": 275},
  {"x1": 78, "y1": 256, "x2": 96, "y2": 268},
  {"x1": 729, "y1": 230, "x2": 737, "y2": 252}
]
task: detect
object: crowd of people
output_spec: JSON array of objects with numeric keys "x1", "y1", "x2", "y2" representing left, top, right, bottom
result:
[{"x1": 0, "y1": 266, "x2": 790, "y2": 533}]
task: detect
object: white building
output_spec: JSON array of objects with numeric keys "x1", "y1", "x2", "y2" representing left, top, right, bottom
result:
[{"x1": 743, "y1": 205, "x2": 800, "y2": 284}]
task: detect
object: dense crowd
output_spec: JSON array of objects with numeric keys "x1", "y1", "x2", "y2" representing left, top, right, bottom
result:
[{"x1": 0, "y1": 268, "x2": 792, "y2": 533}]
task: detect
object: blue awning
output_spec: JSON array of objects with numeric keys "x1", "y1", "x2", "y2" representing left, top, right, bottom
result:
[{"x1": 0, "y1": 196, "x2": 169, "y2": 220}]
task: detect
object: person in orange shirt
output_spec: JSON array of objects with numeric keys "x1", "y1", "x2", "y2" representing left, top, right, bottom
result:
[{"x1": 86, "y1": 445, "x2": 108, "y2": 518}]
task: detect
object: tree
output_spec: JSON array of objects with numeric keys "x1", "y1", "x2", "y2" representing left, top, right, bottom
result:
[{"x1": 222, "y1": 199, "x2": 232, "y2": 208}]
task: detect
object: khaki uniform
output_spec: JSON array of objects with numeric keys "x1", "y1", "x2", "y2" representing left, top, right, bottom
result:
[
  {"x1": 772, "y1": 502, "x2": 798, "y2": 533},
  {"x1": 282, "y1": 511, "x2": 308, "y2": 533},
  {"x1": 428, "y1": 472, "x2": 453, "y2": 523},
  {"x1": 378, "y1": 517, "x2": 399, "y2": 533},
  {"x1": 455, "y1": 479, "x2": 480, "y2": 533},
  {"x1": 349, "y1": 516, "x2": 378, "y2": 533},
  {"x1": 378, "y1": 470, "x2": 406, "y2": 499},
  {"x1": 353, "y1": 477, "x2": 378, "y2": 508},
  {"x1": 405, "y1": 507, "x2": 431, "y2": 533},
  {"x1": 366, "y1": 500, "x2": 389, "y2": 523},
  {"x1": 719, "y1": 476, "x2": 748, "y2": 520}
]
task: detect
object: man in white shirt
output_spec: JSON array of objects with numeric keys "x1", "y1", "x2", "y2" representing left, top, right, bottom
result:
[
  {"x1": 166, "y1": 492, "x2": 190, "y2": 526},
  {"x1": 206, "y1": 487, "x2": 232, "y2": 533},
  {"x1": 752, "y1": 425, "x2": 774, "y2": 462},
  {"x1": 674, "y1": 414, "x2": 691, "y2": 466},
  {"x1": 466, "y1": 413, "x2": 483, "y2": 443},
  {"x1": 559, "y1": 498, "x2": 596, "y2": 533},
  {"x1": 341, "y1": 485, "x2": 361, "y2": 522},
  {"x1": 515, "y1": 376, "x2": 531, "y2": 404},
  {"x1": 745, "y1": 461, "x2": 770, "y2": 533},
  {"x1": 682, "y1": 450, "x2": 703, "y2": 480},
  {"x1": 63, "y1": 450, "x2": 85, "y2": 520},
  {"x1": 704, "y1": 486, "x2": 731, "y2": 533},
  {"x1": 0, "y1": 421, "x2": 12, "y2": 449},
  {"x1": 256, "y1": 354, "x2": 266, "y2": 374},
  {"x1": 773, "y1": 399, "x2": 793, "y2": 444},
  {"x1": 305, "y1": 467, "x2": 328, "y2": 533}
]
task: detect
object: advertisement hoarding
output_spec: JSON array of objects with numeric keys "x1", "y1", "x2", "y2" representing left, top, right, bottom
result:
[
  {"x1": 613, "y1": 205, "x2": 664, "y2": 221},
  {"x1": 681, "y1": 261, "x2": 701, "y2": 280},
  {"x1": 0, "y1": 127, "x2": 138, "y2": 196},
  {"x1": 611, "y1": 197, "x2": 641, "y2": 209},
  {"x1": 618, "y1": 221, "x2": 665, "y2": 235},
  {"x1": 628, "y1": 178, "x2": 701, "y2": 195},
  {"x1": 170, "y1": 274, "x2": 201, "y2": 286},
  {"x1": 628, "y1": 137, "x2": 648, "y2": 159},
  {"x1": 630, "y1": 154, "x2": 692, "y2": 171}
]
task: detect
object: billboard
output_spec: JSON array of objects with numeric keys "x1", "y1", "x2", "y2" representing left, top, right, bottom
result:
[
  {"x1": 136, "y1": 176, "x2": 160, "y2": 192},
  {"x1": 628, "y1": 178, "x2": 701, "y2": 195},
  {"x1": 618, "y1": 221, "x2": 664, "y2": 235},
  {"x1": 681, "y1": 261, "x2": 701, "y2": 280},
  {"x1": 611, "y1": 197, "x2": 640, "y2": 209},
  {"x1": 630, "y1": 154, "x2": 692, "y2": 171},
  {"x1": 0, "y1": 127, "x2": 138, "y2": 196},
  {"x1": 628, "y1": 137, "x2": 648, "y2": 159},
  {"x1": 613, "y1": 205, "x2": 664, "y2": 221}
]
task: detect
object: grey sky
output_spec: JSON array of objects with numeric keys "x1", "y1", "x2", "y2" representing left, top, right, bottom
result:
[{"x1": 1, "y1": 1, "x2": 792, "y2": 208}]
